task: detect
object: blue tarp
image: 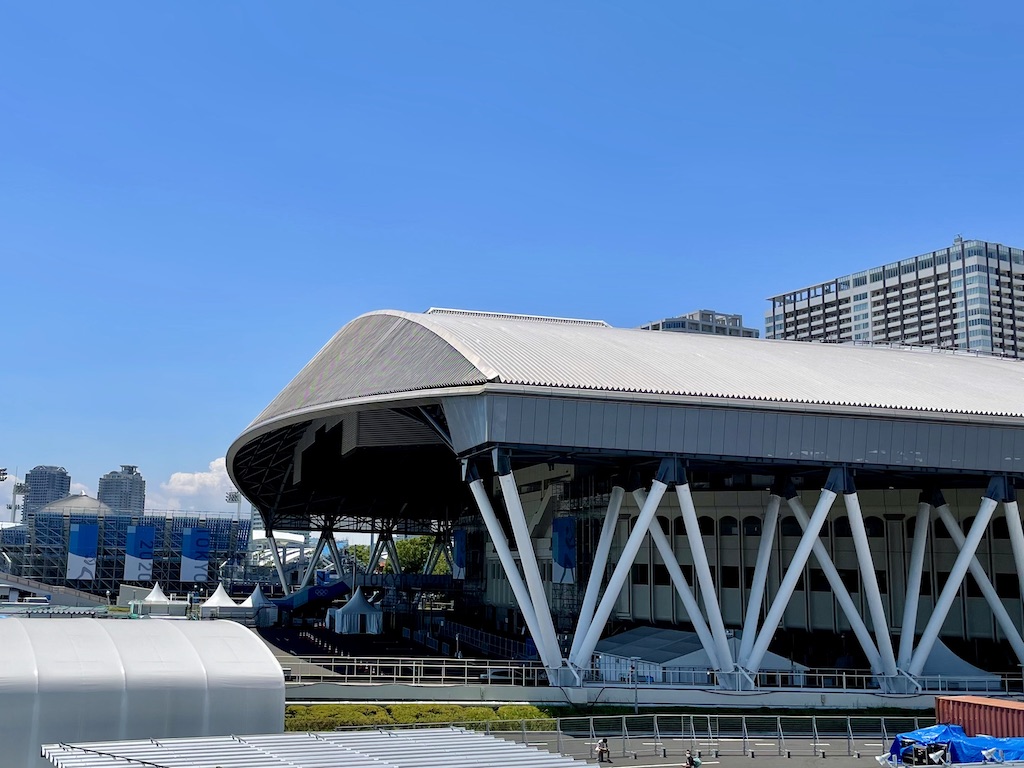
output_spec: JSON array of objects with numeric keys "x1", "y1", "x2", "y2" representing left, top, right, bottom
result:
[{"x1": 889, "y1": 724, "x2": 1024, "y2": 764}]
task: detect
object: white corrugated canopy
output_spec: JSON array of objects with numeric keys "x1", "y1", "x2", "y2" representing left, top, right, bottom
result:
[
  {"x1": 250, "y1": 309, "x2": 1024, "y2": 428},
  {"x1": 1, "y1": 618, "x2": 284, "y2": 768},
  {"x1": 42, "y1": 727, "x2": 591, "y2": 768}
]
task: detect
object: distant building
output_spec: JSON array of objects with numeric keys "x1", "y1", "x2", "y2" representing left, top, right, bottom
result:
[
  {"x1": 22, "y1": 466, "x2": 71, "y2": 517},
  {"x1": 764, "y1": 236, "x2": 1024, "y2": 357},
  {"x1": 639, "y1": 309, "x2": 759, "y2": 338},
  {"x1": 97, "y1": 465, "x2": 146, "y2": 515}
]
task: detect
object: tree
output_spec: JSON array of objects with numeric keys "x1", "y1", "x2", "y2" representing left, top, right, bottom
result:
[
  {"x1": 394, "y1": 535, "x2": 451, "y2": 575},
  {"x1": 347, "y1": 544, "x2": 370, "y2": 569}
]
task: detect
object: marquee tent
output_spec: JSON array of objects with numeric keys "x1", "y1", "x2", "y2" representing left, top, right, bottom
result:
[
  {"x1": 1, "y1": 617, "x2": 284, "y2": 768},
  {"x1": 595, "y1": 626, "x2": 808, "y2": 684},
  {"x1": 142, "y1": 582, "x2": 169, "y2": 603},
  {"x1": 327, "y1": 589, "x2": 382, "y2": 635},
  {"x1": 199, "y1": 583, "x2": 250, "y2": 620},
  {"x1": 240, "y1": 584, "x2": 279, "y2": 627}
]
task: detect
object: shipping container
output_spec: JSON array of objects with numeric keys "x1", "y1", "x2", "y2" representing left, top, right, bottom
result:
[{"x1": 936, "y1": 696, "x2": 1024, "y2": 738}]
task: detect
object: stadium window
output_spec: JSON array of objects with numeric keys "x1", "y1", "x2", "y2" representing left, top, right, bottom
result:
[
  {"x1": 809, "y1": 568, "x2": 830, "y2": 592},
  {"x1": 780, "y1": 516, "x2": 803, "y2": 536},
  {"x1": 838, "y1": 568, "x2": 859, "y2": 592},
  {"x1": 672, "y1": 517, "x2": 686, "y2": 536},
  {"x1": 719, "y1": 516, "x2": 739, "y2": 536},
  {"x1": 742, "y1": 516, "x2": 762, "y2": 536},
  {"x1": 965, "y1": 574, "x2": 983, "y2": 598},
  {"x1": 657, "y1": 515, "x2": 670, "y2": 535},
  {"x1": 631, "y1": 564, "x2": 649, "y2": 585},
  {"x1": 875, "y1": 570, "x2": 887, "y2": 593},
  {"x1": 991, "y1": 518, "x2": 1010, "y2": 539},
  {"x1": 698, "y1": 516, "x2": 715, "y2": 536},
  {"x1": 653, "y1": 563, "x2": 671, "y2": 586},
  {"x1": 864, "y1": 516, "x2": 884, "y2": 537},
  {"x1": 833, "y1": 516, "x2": 852, "y2": 537},
  {"x1": 933, "y1": 521, "x2": 953, "y2": 539},
  {"x1": 996, "y1": 571, "x2": 1021, "y2": 599},
  {"x1": 720, "y1": 566, "x2": 740, "y2": 589}
]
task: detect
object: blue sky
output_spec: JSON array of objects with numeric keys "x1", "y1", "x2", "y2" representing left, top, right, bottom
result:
[{"x1": 2, "y1": 3, "x2": 1023, "y2": 514}]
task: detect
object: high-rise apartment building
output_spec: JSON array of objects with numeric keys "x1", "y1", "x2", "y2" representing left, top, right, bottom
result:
[
  {"x1": 97, "y1": 464, "x2": 146, "y2": 515},
  {"x1": 22, "y1": 465, "x2": 71, "y2": 516},
  {"x1": 640, "y1": 309, "x2": 759, "y2": 338},
  {"x1": 765, "y1": 237, "x2": 1024, "y2": 357}
]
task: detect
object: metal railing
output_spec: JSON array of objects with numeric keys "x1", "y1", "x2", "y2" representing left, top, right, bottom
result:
[
  {"x1": 328, "y1": 714, "x2": 937, "y2": 760},
  {"x1": 281, "y1": 653, "x2": 1024, "y2": 693}
]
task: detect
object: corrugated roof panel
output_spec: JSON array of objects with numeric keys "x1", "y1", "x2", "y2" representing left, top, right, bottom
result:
[
  {"x1": 407, "y1": 310, "x2": 1024, "y2": 418},
  {"x1": 43, "y1": 728, "x2": 590, "y2": 768}
]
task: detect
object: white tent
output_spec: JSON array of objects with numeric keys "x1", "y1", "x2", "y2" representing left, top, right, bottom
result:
[
  {"x1": 239, "y1": 585, "x2": 278, "y2": 627},
  {"x1": 327, "y1": 589, "x2": 382, "y2": 635},
  {"x1": 142, "y1": 582, "x2": 169, "y2": 603},
  {"x1": 595, "y1": 626, "x2": 808, "y2": 685},
  {"x1": 0, "y1": 617, "x2": 284, "y2": 768},
  {"x1": 920, "y1": 638, "x2": 1001, "y2": 690},
  {"x1": 199, "y1": 584, "x2": 247, "y2": 619}
]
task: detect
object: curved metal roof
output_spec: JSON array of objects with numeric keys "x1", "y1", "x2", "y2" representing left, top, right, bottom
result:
[{"x1": 250, "y1": 309, "x2": 1024, "y2": 433}]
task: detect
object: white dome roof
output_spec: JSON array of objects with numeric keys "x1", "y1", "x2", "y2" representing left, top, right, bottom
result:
[{"x1": 39, "y1": 493, "x2": 113, "y2": 515}]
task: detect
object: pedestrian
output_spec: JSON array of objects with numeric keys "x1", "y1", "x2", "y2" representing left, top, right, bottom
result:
[{"x1": 597, "y1": 737, "x2": 611, "y2": 762}]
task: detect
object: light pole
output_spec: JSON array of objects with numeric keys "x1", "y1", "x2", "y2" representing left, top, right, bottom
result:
[
  {"x1": 630, "y1": 656, "x2": 641, "y2": 714},
  {"x1": 225, "y1": 491, "x2": 242, "y2": 520}
]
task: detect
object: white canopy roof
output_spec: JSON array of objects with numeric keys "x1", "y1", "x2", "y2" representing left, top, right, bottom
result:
[
  {"x1": 141, "y1": 582, "x2": 169, "y2": 603},
  {"x1": 2, "y1": 618, "x2": 284, "y2": 768},
  {"x1": 43, "y1": 727, "x2": 590, "y2": 768},
  {"x1": 200, "y1": 583, "x2": 237, "y2": 608},
  {"x1": 337, "y1": 588, "x2": 381, "y2": 615},
  {"x1": 596, "y1": 626, "x2": 808, "y2": 671},
  {"x1": 240, "y1": 584, "x2": 273, "y2": 608}
]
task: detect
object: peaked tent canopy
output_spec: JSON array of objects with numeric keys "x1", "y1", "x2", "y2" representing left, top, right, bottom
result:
[
  {"x1": 240, "y1": 584, "x2": 273, "y2": 608},
  {"x1": 328, "y1": 589, "x2": 382, "y2": 635},
  {"x1": 200, "y1": 584, "x2": 237, "y2": 608},
  {"x1": 142, "y1": 583, "x2": 169, "y2": 603}
]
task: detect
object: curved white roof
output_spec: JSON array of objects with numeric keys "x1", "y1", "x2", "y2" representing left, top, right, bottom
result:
[
  {"x1": 39, "y1": 493, "x2": 113, "y2": 516},
  {"x1": 250, "y1": 309, "x2": 1024, "y2": 432},
  {"x1": 1, "y1": 617, "x2": 284, "y2": 768}
]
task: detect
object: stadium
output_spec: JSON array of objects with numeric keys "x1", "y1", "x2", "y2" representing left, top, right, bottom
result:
[{"x1": 227, "y1": 308, "x2": 1024, "y2": 703}]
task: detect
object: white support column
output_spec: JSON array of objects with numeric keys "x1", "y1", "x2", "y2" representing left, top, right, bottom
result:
[
  {"x1": 844, "y1": 491, "x2": 899, "y2": 678},
  {"x1": 1002, "y1": 500, "x2": 1024, "y2": 610},
  {"x1": 569, "y1": 486, "x2": 624, "y2": 664},
  {"x1": 498, "y1": 470, "x2": 564, "y2": 671},
  {"x1": 266, "y1": 533, "x2": 290, "y2": 593},
  {"x1": 676, "y1": 482, "x2": 734, "y2": 671},
  {"x1": 366, "y1": 535, "x2": 386, "y2": 574},
  {"x1": 299, "y1": 535, "x2": 327, "y2": 589},
  {"x1": 386, "y1": 537, "x2": 402, "y2": 575},
  {"x1": 635, "y1": 488, "x2": 721, "y2": 671},
  {"x1": 468, "y1": 477, "x2": 561, "y2": 673},
  {"x1": 908, "y1": 494, "x2": 1000, "y2": 676},
  {"x1": 738, "y1": 494, "x2": 781, "y2": 666},
  {"x1": 570, "y1": 478, "x2": 668, "y2": 668},
  {"x1": 325, "y1": 535, "x2": 346, "y2": 582},
  {"x1": 783, "y1": 493, "x2": 883, "y2": 674},
  {"x1": 898, "y1": 500, "x2": 932, "y2": 669},
  {"x1": 932, "y1": 502, "x2": 1024, "y2": 665},
  {"x1": 745, "y1": 472, "x2": 840, "y2": 675}
]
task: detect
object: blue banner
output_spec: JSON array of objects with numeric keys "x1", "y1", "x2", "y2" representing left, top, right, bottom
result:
[
  {"x1": 180, "y1": 527, "x2": 210, "y2": 582},
  {"x1": 452, "y1": 529, "x2": 466, "y2": 580},
  {"x1": 66, "y1": 523, "x2": 99, "y2": 580},
  {"x1": 123, "y1": 525, "x2": 155, "y2": 581},
  {"x1": 552, "y1": 517, "x2": 576, "y2": 584}
]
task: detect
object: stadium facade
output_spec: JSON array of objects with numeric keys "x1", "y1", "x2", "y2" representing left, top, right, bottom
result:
[{"x1": 228, "y1": 308, "x2": 1024, "y2": 691}]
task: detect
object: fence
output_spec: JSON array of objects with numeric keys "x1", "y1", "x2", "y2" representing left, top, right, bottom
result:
[
  {"x1": 331, "y1": 714, "x2": 938, "y2": 761},
  {"x1": 281, "y1": 652, "x2": 1024, "y2": 694}
]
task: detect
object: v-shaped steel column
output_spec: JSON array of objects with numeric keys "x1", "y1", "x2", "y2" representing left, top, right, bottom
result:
[
  {"x1": 633, "y1": 488, "x2": 722, "y2": 671},
  {"x1": 897, "y1": 497, "x2": 933, "y2": 670},
  {"x1": 737, "y1": 494, "x2": 781, "y2": 666},
  {"x1": 569, "y1": 486, "x2": 624, "y2": 664}
]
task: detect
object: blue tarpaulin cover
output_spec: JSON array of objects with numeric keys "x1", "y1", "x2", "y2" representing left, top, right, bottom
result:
[{"x1": 889, "y1": 724, "x2": 1024, "y2": 764}]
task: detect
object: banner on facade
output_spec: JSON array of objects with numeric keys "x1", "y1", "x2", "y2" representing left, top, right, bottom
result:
[
  {"x1": 180, "y1": 527, "x2": 210, "y2": 582},
  {"x1": 66, "y1": 523, "x2": 99, "y2": 580},
  {"x1": 551, "y1": 517, "x2": 577, "y2": 584},
  {"x1": 123, "y1": 525, "x2": 156, "y2": 581},
  {"x1": 452, "y1": 529, "x2": 466, "y2": 580}
]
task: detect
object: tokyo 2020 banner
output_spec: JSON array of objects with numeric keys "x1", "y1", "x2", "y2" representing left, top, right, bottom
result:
[
  {"x1": 123, "y1": 525, "x2": 156, "y2": 581},
  {"x1": 66, "y1": 523, "x2": 99, "y2": 580},
  {"x1": 180, "y1": 527, "x2": 210, "y2": 582}
]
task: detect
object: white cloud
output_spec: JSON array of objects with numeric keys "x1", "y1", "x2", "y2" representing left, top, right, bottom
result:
[
  {"x1": 147, "y1": 457, "x2": 238, "y2": 513},
  {"x1": 70, "y1": 481, "x2": 92, "y2": 497}
]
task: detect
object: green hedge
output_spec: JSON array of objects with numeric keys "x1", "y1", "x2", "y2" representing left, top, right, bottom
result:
[{"x1": 284, "y1": 703, "x2": 552, "y2": 732}]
